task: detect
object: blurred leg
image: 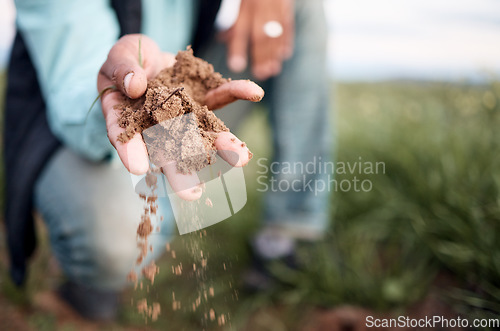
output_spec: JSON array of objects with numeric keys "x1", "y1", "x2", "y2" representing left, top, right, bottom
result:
[
  {"x1": 263, "y1": 0, "x2": 332, "y2": 239},
  {"x1": 34, "y1": 147, "x2": 174, "y2": 292}
]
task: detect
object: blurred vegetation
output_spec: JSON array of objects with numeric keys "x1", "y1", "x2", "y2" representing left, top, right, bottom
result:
[
  {"x1": 328, "y1": 80, "x2": 500, "y2": 318},
  {"x1": 0, "y1": 76, "x2": 499, "y2": 330}
]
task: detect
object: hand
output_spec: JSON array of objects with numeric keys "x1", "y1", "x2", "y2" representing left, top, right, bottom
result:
[
  {"x1": 98, "y1": 34, "x2": 264, "y2": 200},
  {"x1": 223, "y1": 0, "x2": 294, "y2": 81}
]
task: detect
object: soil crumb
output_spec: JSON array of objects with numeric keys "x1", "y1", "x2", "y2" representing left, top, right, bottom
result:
[
  {"x1": 117, "y1": 46, "x2": 230, "y2": 174},
  {"x1": 142, "y1": 261, "x2": 160, "y2": 284},
  {"x1": 127, "y1": 271, "x2": 138, "y2": 289},
  {"x1": 137, "y1": 299, "x2": 161, "y2": 322},
  {"x1": 129, "y1": 169, "x2": 161, "y2": 319},
  {"x1": 137, "y1": 214, "x2": 153, "y2": 238}
]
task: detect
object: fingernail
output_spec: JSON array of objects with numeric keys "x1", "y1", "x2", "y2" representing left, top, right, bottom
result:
[
  {"x1": 124, "y1": 72, "x2": 134, "y2": 95},
  {"x1": 250, "y1": 82, "x2": 265, "y2": 101},
  {"x1": 228, "y1": 56, "x2": 247, "y2": 73}
]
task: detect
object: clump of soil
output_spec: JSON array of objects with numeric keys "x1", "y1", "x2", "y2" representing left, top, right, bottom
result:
[
  {"x1": 116, "y1": 47, "x2": 230, "y2": 174},
  {"x1": 136, "y1": 189, "x2": 158, "y2": 265}
]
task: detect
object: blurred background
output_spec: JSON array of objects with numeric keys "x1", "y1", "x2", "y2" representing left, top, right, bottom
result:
[{"x1": 1, "y1": 0, "x2": 499, "y2": 330}]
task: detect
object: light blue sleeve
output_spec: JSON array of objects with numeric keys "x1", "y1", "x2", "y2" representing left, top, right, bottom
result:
[
  {"x1": 142, "y1": 0, "x2": 195, "y2": 53},
  {"x1": 14, "y1": 0, "x2": 119, "y2": 160}
]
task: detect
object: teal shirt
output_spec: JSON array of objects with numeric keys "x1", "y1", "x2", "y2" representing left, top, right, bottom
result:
[{"x1": 14, "y1": 0, "x2": 195, "y2": 161}]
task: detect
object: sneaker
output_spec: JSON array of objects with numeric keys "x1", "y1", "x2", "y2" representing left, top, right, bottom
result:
[{"x1": 242, "y1": 230, "x2": 298, "y2": 292}]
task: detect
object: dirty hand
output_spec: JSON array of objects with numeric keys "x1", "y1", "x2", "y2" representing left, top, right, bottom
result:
[
  {"x1": 98, "y1": 34, "x2": 264, "y2": 200},
  {"x1": 224, "y1": 0, "x2": 294, "y2": 81}
]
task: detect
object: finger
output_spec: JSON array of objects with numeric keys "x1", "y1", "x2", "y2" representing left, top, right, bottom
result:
[
  {"x1": 227, "y1": 0, "x2": 251, "y2": 73},
  {"x1": 252, "y1": 17, "x2": 285, "y2": 81},
  {"x1": 251, "y1": 28, "x2": 273, "y2": 81},
  {"x1": 100, "y1": 34, "x2": 163, "y2": 99},
  {"x1": 101, "y1": 89, "x2": 150, "y2": 175},
  {"x1": 215, "y1": 132, "x2": 253, "y2": 167},
  {"x1": 162, "y1": 162, "x2": 203, "y2": 201},
  {"x1": 227, "y1": 26, "x2": 249, "y2": 73},
  {"x1": 204, "y1": 80, "x2": 264, "y2": 110}
]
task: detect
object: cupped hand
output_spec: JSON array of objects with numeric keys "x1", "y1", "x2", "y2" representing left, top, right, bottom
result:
[
  {"x1": 223, "y1": 0, "x2": 294, "y2": 81},
  {"x1": 98, "y1": 34, "x2": 264, "y2": 200}
]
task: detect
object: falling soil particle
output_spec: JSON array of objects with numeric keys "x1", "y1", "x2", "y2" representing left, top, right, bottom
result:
[
  {"x1": 142, "y1": 261, "x2": 160, "y2": 284},
  {"x1": 127, "y1": 271, "x2": 138, "y2": 289},
  {"x1": 145, "y1": 172, "x2": 157, "y2": 187},
  {"x1": 218, "y1": 314, "x2": 226, "y2": 326},
  {"x1": 151, "y1": 303, "x2": 161, "y2": 321},
  {"x1": 137, "y1": 299, "x2": 161, "y2": 321},
  {"x1": 136, "y1": 240, "x2": 148, "y2": 264},
  {"x1": 137, "y1": 299, "x2": 148, "y2": 315},
  {"x1": 173, "y1": 263, "x2": 183, "y2": 276},
  {"x1": 209, "y1": 309, "x2": 216, "y2": 321},
  {"x1": 137, "y1": 214, "x2": 153, "y2": 238},
  {"x1": 123, "y1": 48, "x2": 245, "y2": 325}
]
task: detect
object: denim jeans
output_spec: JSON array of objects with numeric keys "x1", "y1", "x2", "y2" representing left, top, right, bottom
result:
[
  {"x1": 34, "y1": 148, "x2": 174, "y2": 290},
  {"x1": 34, "y1": 0, "x2": 332, "y2": 291}
]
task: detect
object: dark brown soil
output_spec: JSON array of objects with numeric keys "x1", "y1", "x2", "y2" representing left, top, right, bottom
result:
[{"x1": 116, "y1": 47, "x2": 230, "y2": 174}]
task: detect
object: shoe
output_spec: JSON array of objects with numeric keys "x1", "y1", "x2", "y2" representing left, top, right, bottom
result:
[
  {"x1": 242, "y1": 238, "x2": 299, "y2": 293},
  {"x1": 242, "y1": 252, "x2": 299, "y2": 292}
]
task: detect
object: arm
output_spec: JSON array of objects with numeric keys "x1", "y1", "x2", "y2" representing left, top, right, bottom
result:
[{"x1": 15, "y1": 0, "x2": 119, "y2": 160}]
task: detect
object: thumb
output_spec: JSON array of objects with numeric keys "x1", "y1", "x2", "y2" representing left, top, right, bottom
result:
[{"x1": 100, "y1": 34, "x2": 160, "y2": 99}]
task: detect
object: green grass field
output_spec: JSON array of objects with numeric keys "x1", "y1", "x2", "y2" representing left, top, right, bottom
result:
[{"x1": 1, "y1": 73, "x2": 499, "y2": 330}]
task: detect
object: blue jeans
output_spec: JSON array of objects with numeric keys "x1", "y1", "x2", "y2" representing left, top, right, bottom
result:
[
  {"x1": 34, "y1": 148, "x2": 174, "y2": 291},
  {"x1": 34, "y1": 0, "x2": 332, "y2": 291}
]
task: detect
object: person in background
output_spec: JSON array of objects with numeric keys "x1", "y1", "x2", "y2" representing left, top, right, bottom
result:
[
  {"x1": 4, "y1": 0, "x2": 330, "y2": 320},
  {"x1": 205, "y1": 0, "x2": 331, "y2": 290}
]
